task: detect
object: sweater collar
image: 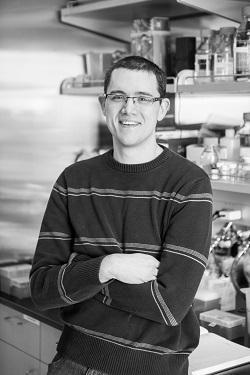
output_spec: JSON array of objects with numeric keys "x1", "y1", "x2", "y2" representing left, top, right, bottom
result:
[{"x1": 104, "y1": 146, "x2": 170, "y2": 173}]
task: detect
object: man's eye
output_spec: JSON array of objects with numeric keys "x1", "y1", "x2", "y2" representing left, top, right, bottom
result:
[
  {"x1": 138, "y1": 96, "x2": 152, "y2": 103},
  {"x1": 111, "y1": 95, "x2": 124, "y2": 101}
]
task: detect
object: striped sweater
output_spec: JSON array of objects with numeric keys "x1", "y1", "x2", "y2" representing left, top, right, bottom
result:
[{"x1": 30, "y1": 146, "x2": 213, "y2": 375}]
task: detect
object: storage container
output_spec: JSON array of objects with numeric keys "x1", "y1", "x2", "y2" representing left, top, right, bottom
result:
[
  {"x1": 200, "y1": 309, "x2": 246, "y2": 340},
  {"x1": 194, "y1": 290, "x2": 221, "y2": 315},
  {"x1": 0, "y1": 264, "x2": 31, "y2": 298}
]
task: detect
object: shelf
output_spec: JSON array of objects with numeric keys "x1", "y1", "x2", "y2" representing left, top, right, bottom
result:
[
  {"x1": 60, "y1": 0, "x2": 249, "y2": 42},
  {"x1": 61, "y1": 79, "x2": 250, "y2": 96},
  {"x1": 177, "y1": 0, "x2": 250, "y2": 23},
  {"x1": 211, "y1": 179, "x2": 250, "y2": 195},
  {"x1": 60, "y1": 0, "x2": 204, "y2": 42},
  {"x1": 176, "y1": 81, "x2": 250, "y2": 94},
  {"x1": 61, "y1": 86, "x2": 103, "y2": 96}
]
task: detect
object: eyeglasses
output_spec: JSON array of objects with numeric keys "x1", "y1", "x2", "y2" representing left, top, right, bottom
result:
[{"x1": 105, "y1": 93, "x2": 162, "y2": 106}]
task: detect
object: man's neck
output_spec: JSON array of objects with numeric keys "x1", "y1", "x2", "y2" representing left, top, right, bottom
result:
[{"x1": 113, "y1": 142, "x2": 163, "y2": 165}]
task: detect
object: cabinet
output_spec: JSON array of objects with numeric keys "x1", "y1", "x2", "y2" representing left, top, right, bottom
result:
[
  {"x1": 0, "y1": 303, "x2": 61, "y2": 375},
  {"x1": 40, "y1": 322, "x2": 61, "y2": 373},
  {"x1": 0, "y1": 340, "x2": 40, "y2": 375},
  {"x1": 0, "y1": 304, "x2": 40, "y2": 375}
]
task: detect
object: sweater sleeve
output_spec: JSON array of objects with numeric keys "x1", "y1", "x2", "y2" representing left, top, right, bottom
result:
[
  {"x1": 106, "y1": 177, "x2": 213, "y2": 325},
  {"x1": 30, "y1": 171, "x2": 108, "y2": 310}
]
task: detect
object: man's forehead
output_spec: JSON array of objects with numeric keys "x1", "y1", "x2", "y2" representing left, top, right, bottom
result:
[
  {"x1": 108, "y1": 68, "x2": 159, "y2": 93},
  {"x1": 110, "y1": 67, "x2": 156, "y2": 79}
]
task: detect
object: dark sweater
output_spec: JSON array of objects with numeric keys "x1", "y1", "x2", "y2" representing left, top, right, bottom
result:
[{"x1": 30, "y1": 146, "x2": 213, "y2": 375}]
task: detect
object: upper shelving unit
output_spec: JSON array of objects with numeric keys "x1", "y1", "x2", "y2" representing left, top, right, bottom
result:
[
  {"x1": 60, "y1": 0, "x2": 205, "y2": 42},
  {"x1": 60, "y1": 0, "x2": 250, "y2": 42},
  {"x1": 60, "y1": 0, "x2": 250, "y2": 97}
]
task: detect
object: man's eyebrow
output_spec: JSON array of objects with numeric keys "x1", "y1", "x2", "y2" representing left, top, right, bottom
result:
[
  {"x1": 108, "y1": 90, "x2": 155, "y2": 97},
  {"x1": 136, "y1": 91, "x2": 154, "y2": 97},
  {"x1": 108, "y1": 90, "x2": 126, "y2": 94}
]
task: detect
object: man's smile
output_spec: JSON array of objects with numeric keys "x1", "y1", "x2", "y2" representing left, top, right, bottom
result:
[{"x1": 119, "y1": 119, "x2": 142, "y2": 127}]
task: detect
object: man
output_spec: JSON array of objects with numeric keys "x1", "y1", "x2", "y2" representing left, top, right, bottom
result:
[{"x1": 30, "y1": 56, "x2": 213, "y2": 375}]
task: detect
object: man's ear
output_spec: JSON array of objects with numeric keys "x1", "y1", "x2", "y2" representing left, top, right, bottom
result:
[
  {"x1": 98, "y1": 95, "x2": 106, "y2": 116},
  {"x1": 157, "y1": 98, "x2": 170, "y2": 122}
]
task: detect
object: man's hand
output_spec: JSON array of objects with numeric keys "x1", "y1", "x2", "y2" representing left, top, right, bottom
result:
[{"x1": 99, "y1": 253, "x2": 159, "y2": 284}]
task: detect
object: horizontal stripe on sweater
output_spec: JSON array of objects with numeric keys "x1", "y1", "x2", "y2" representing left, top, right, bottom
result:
[
  {"x1": 53, "y1": 184, "x2": 213, "y2": 204},
  {"x1": 37, "y1": 234, "x2": 208, "y2": 269},
  {"x1": 38, "y1": 233, "x2": 207, "y2": 268}
]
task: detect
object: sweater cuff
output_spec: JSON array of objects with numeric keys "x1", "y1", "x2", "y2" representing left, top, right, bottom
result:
[{"x1": 62, "y1": 255, "x2": 110, "y2": 302}]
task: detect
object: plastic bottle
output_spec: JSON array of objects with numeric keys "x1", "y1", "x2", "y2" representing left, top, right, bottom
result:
[
  {"x1": 213, "y1": 27, "x2": 236, "y2": 81},
  {"x1": 220, "y1": 128, "x2": 240, "y2": 161},
  {"x1": 234, "y1": 5, "x2": 250, "y2": 79},
  {"x1": 195, "y1": 29, "x2": 212, "y2": 82}
]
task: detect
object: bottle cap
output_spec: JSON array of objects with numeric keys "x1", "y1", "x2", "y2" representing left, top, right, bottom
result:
[{"x1": 150, "y1": 17, "x2": 169, "y2": 31}]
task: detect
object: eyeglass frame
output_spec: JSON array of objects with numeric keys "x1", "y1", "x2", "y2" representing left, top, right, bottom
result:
[{"x1": 104, "y1": 93, "x2": 164, "y2": 106}]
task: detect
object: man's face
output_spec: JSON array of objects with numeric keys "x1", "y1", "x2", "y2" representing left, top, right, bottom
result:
[{"x1": 99, "y1": 68, "x2": 169, "y2": 149}]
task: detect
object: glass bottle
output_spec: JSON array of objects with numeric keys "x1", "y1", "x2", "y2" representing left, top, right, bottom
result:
[
  {"x1": 130, "y1": 17, "x2": 170, "y2": 72},
  {"x1": 234, "y1": 5, "x2": 250, "y2": 79},
  {"x1": 239, "y1": 112, "x2": 250, "y2": 147},
  {"x1": 195, "y1": 29, "x2": 212, "y2": 82},
  {"x1": 220, "y1": 128, "x2": 240, "y2": 162},
  {"x1": 200, "y1": 144, "x2": 219, "y2": 175},
  {"x1": 213, "y1": 27, "x2": 236, "y2": 81}
]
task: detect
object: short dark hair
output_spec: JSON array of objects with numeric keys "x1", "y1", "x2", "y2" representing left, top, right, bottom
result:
[{"x1": 104, "y1": 55, "x2": 167, "y2": 97}]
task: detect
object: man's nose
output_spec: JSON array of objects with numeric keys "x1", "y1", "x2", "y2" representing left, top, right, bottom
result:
[{"x1": 121, "y1": 97, "x2": 136, "y2": 113}]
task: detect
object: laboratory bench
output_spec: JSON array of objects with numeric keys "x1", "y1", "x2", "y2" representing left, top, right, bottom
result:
[{"x1": 0, "y1": 291, "x2": 250, "y2": 375}]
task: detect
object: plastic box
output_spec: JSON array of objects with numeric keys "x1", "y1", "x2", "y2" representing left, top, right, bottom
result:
[
  {"x1": 10, "y1": 276, "x2": 31, "y2": 298},
  {"x1": 0, "y1": 274, "x2": 30, "y2": 298},
  {"x1": 194, "y1": 290, "x2": 221, "y2": 315},
  {"x1": 200, "y1": 309, "x2": 246, "y2": 340},
  {"x1": 0, "y1": 264, "x2": 31, "y2": 297},
  {"x1": 0, "y1": 264, "x2": 31, "y2": 278}
]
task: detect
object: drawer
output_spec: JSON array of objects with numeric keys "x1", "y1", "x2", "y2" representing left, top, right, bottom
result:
[
  {"x1": 0, "y1": 303, "x2": 40, "y2": 359},
  {"x1": 0, "y1": 339, "x2": 40, "y2": 375},
  {"x1": 40, "y1": 362, "x2": 48, "y2": 375},
  {"x1": 40, "y1": 322, "x2": 61, "y2": 364}
]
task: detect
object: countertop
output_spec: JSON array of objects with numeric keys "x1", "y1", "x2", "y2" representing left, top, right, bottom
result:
[{"x1": 0, "y1": 291, "x2": 63, "y2": 330}]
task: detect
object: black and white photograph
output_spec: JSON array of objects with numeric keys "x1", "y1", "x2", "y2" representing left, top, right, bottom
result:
[{"x1": 0, "y1": 1, "x2": 250, "y2": 374}]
